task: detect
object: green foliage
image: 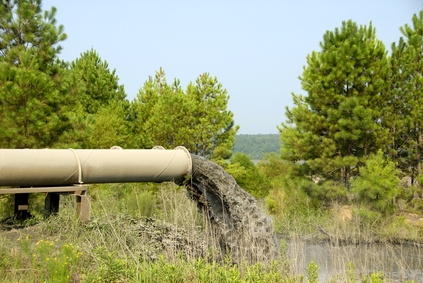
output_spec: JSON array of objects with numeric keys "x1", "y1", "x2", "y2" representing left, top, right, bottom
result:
[
  {"x1": 265, "y1": 177, "x2": 323, "y2": 235},
  {"x1": 308, "y1": 180, "x2": 348, "y2": 204},
  {"x1": 0, "y1": 195, "x2": 13, "y2": 219},
  {"x1": 89, "y1": 183, "x2": 158, "y2": 219},
  {"x1": 410, "y1": 197, "x2": 423, "y2": 213},
  {"x1": 0, "y1": 4, "x2": 134, "y2": 151},
  {"x1": 134, "y1": 257, "x2": 289, "y2": 283},
  {"x1": 1, "y1": 182, "x2": 422, "y2": 282},
  {"x1": 346, "y1": 262, "x2": 358, "y2": 283},
  {"x1": 0, "y1": 0, "x2": 70, "y2": 148},
  {"x1": 387, "y1": 11, "x2": 423, "y2": 181},
  {"x1": 87, "y1": 100, "x2": 136, "y2": 148},
  {"x1": 33, "y1": 240, "x2": 81, "y2": 283},
  {"x1": 84, "y1": 247, "x2": 133, "y2": 283},
  {"x1": 132, "y1": 69, "x2": 194, "y2": 149},
  {"x1": 306, "y1": 261, "x2": 319, "y2": 283},
  {"x1": 257, "y1": 153, "x2": 299, "y2": 188},
  {"x1": 0, "y1": 0, "x2": 66, "y2": 65},
  {"x1": 353, "y1": 206, "x2": 382, "y2": 228},
  {"x1": 279, "y1": 20, "x2": 389, "y2": 186},
  {"x1": 186, "y1": 73, "x2": 239, "y2": 159},
  {"x1": 69, "y1": 49, "x2": 126, "y2": 114},
  {"x1": 233, "y1": 134, "x2": 280, "y2": 160},
  {"x1": 351, "y1": 150, "x2": 400, "y2": 213},
  {"x1": 226, "y1": 152, "x2": 271, "y2": 198},
  {"x1": 130, "y1": 68, "x2": 168, "y2": 148},
  {"x1": 258, "y1": 154, "x2": 341, "y2": 211},
  {"x1": 361, "y1": 272, "x2": 385, "y2": 283},
  {"x1": 132, "y1": 69, "x2": 238, "y2": 158},
  {"x1": 0, "y1": 236, "x2": 82, "y2": 283},
  {"x1": 61, "y1": 49, "x2": 132, "y2": 148},
  {"x1": 259, "y1": 155, "x2": 315, "y2": 214}
]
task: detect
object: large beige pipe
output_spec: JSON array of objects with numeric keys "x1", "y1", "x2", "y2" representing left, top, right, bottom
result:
[{"x1": 0, "y1": 147, "x2": 192, "y2": 187}]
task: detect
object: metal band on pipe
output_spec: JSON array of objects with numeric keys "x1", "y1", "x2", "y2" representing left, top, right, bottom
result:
[{"x1": 69, "y1": 148, "x2": 83, "y2": 184}]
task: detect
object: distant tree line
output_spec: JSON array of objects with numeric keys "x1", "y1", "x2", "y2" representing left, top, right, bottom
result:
[
  {"x1": 233, "y1": 134, "x2": 279, "y2": 160},
  {"x1": 0, "y1": 0, "x2": 238, "y2": 161}
]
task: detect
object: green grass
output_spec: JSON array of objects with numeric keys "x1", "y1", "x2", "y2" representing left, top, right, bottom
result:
[{"x1": 0, "y1": 183, "x2": 418, "y2": 282}]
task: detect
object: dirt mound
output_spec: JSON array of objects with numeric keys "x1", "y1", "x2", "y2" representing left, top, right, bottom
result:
[
  {"x1": 135, "y1": 218, "x2": 208, "y2": 261},
  {"x1": 178, "y1": 154, "x2": 277, "y2": 263}
]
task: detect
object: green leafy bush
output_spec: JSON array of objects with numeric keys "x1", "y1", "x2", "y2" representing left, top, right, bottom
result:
[
  {"x1": 226, "y1": 152, "x2": 271, "y2": 198},
  {"x1": 352, "y1": 150, "x2": 400, "y2": 213}
]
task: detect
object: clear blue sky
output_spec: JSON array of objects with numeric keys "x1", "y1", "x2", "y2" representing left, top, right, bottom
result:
[{"x1": 43, "y1": 0, "x2": 422, "y2": 134}]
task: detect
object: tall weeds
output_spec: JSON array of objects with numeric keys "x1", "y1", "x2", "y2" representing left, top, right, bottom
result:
[{"x1": 0, "y1": 183, "x2": 421, "y2": 282}]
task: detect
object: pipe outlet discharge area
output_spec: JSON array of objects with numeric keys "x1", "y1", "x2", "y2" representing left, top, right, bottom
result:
[{"x1": 0, "y1": 146, "x2": 277, "y2": 264}]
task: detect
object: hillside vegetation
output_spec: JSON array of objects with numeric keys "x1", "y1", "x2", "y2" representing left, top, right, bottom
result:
[{"x1": 233, "y1": 134, "x2": 280, "y2": 160}]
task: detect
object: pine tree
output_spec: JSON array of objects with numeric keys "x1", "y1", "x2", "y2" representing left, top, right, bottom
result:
[
  {"x1": 279, "y1": 20, "x2": 389, "y2": 186},
  {"x1": 69, "y1": 49, "x2": 126, "y2": 114},
  {"x1": 186, "y1": 73, "x2": 238, "y2": 159},
  {"x1": 59, "y1": 49, "x2": 130, "y2": 148},
  {"x1": 131, "y1": 68, "x2": 189, "y2": 149},
  {"x1": 351, "y1": 150, "x2": 400, "y2": 213},
  {"x1": 388, "y1": 11, "x2": 423, "y2": 184},
  {"x1": 132, "y1": 69, "x2": 238, "y2": 158},
  {"x1": 0, "y1": 0, "x2": 69, "y2": 148}
]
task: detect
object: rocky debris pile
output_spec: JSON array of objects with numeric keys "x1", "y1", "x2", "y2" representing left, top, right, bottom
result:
[
  {"x1": 134, "y1": 218, "x2": 208, "y2": 261},
  {"x1": 178, "y1": 154, "x2": 277, "y2": 263}
]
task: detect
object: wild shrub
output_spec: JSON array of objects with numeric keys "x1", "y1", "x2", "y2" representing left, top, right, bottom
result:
[
  {"x1": 306, "y1": 261, "x2": 319, "y2": 283},
  {"x1": 83, "y1": 246, "x2": 134, "y2": 283},
  {"x1": 0, "y1": 195, "x2": 13, "y2": 219},
  {"x1": 308, "y1": 180, "x2": 348, "y2": 205},
  {"x1": 351, "y1": 150, "x2": 400, "y2": 214},
  {"x1": 226, "y1": 152, "x2": 271, "y2": 198}
]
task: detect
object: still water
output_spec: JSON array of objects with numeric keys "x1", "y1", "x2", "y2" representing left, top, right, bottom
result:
[{"x1": 288, "y1": 240, "x2": 423, "y2": 282}]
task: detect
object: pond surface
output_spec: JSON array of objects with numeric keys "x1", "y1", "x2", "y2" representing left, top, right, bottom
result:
[{"x1": 287, "y1": 240, "x2": 423, "y2": 282}]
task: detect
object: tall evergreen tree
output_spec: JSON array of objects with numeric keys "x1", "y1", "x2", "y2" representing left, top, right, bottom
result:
[
  {"x1": 389, "y1": 11, "x2": 423, "y2": 184},
  {"x1": 0, "y1": 0, "x2": 68, "y2": 148},
  {"x1": 59, "y1": 49, "x2": 130, "y2": 148},
  {"x1": 279, "y1": 20, "x2": 389, "y2": 186},
  {"x1": 69, "y1": 49, "x2": 126, "y2": 114},
  {"x1": 132, "y1": 69, "x2": 238, "y2": 159},
  {"x1": 131, "y1": 68, "x2": 188, "y2": 148},
  {"x1": 186, "y1": 73, "x2": 238, "y2": 159}
]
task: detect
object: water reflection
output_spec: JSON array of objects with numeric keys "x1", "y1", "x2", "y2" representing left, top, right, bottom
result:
[{"x1": 287, "y1": 240, "x2": 423, "y2": 282}]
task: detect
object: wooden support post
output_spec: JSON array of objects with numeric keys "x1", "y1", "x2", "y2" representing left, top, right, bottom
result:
[
  {"x1": 76, "y1": 193, "x2": 90, "y2": 221},
  {"x1": 1, "y1": 185, "x2": 90, "y2": 221}
]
